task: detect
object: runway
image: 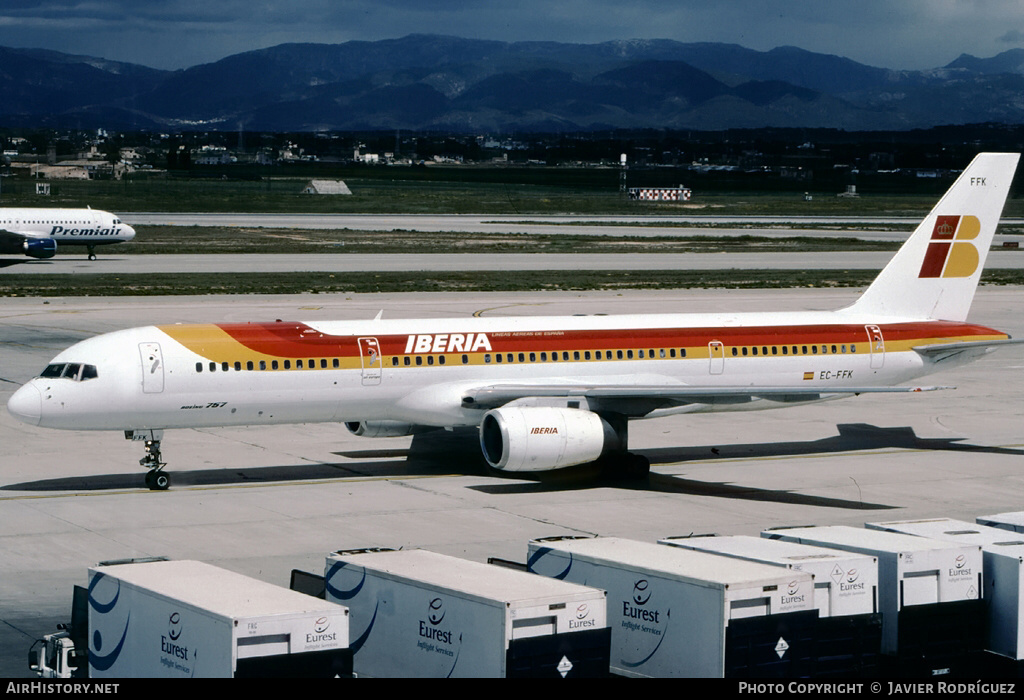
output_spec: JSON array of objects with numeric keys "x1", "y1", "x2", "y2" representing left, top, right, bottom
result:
[
  {"x1": 2, "y1": 287, "x2": 1023, "y2": 677},
  {"x1": 125, "y1": 212, "x2": 1024, "y2": 242}
]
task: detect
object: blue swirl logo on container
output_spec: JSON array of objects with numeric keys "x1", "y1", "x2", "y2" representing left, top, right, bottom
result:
[
  {"x1": 87, "y1": 573, "x2": 130, "y2": 672},
  {"x1": 168, "y1": 612, "x2": 183, "y2": 641},
  {"x1": 325, "y1": 561, "x2": 377, "y2": 653},
  {"x1": 526, "y1": 547, "x2": 573, "y2": 580}
]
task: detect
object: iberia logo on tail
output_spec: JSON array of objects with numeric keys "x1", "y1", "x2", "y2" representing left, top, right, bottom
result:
[{"x1": 918, "y1": 215, "x2": 981, "y2": 278}]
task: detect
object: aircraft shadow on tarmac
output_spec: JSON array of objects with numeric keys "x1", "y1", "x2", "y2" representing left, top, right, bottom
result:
[{"x1": 5, "y1": 423, "x2": 1020, "y2": 509}]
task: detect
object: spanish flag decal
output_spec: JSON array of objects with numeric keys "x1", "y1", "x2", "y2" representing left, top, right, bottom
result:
[{"x1": 803, "y1": 371, "x2": 814, "y2": 380}]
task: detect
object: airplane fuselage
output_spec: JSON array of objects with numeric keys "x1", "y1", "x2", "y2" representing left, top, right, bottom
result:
[
  {"x1": 10, "y1": 310, "x2": 1005, "y2": 433},
  {"x1": 0, "y1": 207, "x2": 136, "y2": 258}
]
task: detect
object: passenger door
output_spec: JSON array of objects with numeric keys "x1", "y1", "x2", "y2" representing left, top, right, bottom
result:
[
  {"x1": 358, "y1": 337, "x2": 382, "y2": 386},
  {"x1": 139, "y1": 342, "x2": 164, "y2": 393}
]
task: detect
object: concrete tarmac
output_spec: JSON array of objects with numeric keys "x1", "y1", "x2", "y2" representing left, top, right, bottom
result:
[
  {"x1": 3, "y1": 250, "x2": 1024, "y2": 275},
  {"x1": 2, "y1": 288, "x2": 1023, "y2": 677}
]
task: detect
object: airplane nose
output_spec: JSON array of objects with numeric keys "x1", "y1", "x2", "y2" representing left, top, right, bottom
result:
[
  {"x1": 7, "y1": 383, "x2": 41, "y2": 426},
  {"x1": 124, "y1": 225, "x2": 137, "y2": 242}
]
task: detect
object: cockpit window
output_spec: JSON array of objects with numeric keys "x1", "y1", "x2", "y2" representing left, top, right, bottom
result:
[{"x1": 39, "y1": 363, "x2": 98, "y2": 381}]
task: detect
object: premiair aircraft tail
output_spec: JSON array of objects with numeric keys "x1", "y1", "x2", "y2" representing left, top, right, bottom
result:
[{"x1": 844, "y1": 152, "x2": 1019, "y2": 323}]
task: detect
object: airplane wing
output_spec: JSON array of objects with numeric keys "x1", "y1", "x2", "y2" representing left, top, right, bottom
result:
[
  {"x1": 912, "y1": 337, "x2": 1024, "y2": 363},
  {"x1": 462, "y1": 383, "x2": 953, "y2": 416}
]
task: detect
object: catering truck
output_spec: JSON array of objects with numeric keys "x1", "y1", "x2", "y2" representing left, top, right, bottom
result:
[
  {"x1": 527, "y1": 536, "x2": 818, "y2": 677},
  {"x1": 324, "y1": 548, "x2": 610, "y2": 677},
  {"x1": 29, "y1": 558, "x2": 352, "y2": 678}
]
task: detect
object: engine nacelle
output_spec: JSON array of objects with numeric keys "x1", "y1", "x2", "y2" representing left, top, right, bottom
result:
[
  {"x1": 24, "y1": 238, "x2": 57, "y2": 259},
  {"x1": 345, "y1": 420, "x2": 424, "y2": 438},
  {"x1": 480, "y1": 406, "x2": 621, "y2": 472}
]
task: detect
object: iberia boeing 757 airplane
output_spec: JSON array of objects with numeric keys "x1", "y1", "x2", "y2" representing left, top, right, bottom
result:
[{"x1": 6, "y1": 153, "x2": 1021, "y2": 490}]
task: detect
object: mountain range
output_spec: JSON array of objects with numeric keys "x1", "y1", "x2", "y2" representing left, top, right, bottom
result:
[{"x1": 3, "y1": 34, "x2": 1024, "y2": 132}]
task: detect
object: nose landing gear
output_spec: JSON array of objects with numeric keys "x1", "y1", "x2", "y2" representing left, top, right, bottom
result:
[{"x1": 126, "y1": 429, "x2": 170, "y2": 490}]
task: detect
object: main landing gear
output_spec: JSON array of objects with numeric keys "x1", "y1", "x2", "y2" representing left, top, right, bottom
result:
[
  {"x1": 87, "y1": 245, "x2": 97, "y2": 261},
  {"x1": 126, "y1": 429, "x2": 170, "y2": 490},
  {"x1": 599, "y1": 451, "x2": 651, "y2": 481}
]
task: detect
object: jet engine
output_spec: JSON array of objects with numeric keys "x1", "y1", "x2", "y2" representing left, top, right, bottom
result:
[
  {"x1": 24, "y1": 239, "x2": 57, "y2": 259},
  {"x1": 479, "y1": 406, "x2": 623, "y2": 472},
  {"x1": 0, "y1": 237, "x2": 57, "y2": 259},
  {"x1": 345, "y1": 420, "x2": 426, "y2": 438}
]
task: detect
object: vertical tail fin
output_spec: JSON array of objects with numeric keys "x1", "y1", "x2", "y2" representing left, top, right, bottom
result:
[{"x1": 844, "y1": 152, "x2": 1019, "y2": 321}]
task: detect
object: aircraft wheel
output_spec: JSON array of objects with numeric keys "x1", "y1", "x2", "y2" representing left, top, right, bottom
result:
[
  {"x1": 145, "y1": 470, "x2": 170, "y2": 491},
  {"x1": 88, "y1": 253, "x2": 97, "y2": 261},
  {"x1": 625, "y1": 453, "x2": 651, "y2": 480}
]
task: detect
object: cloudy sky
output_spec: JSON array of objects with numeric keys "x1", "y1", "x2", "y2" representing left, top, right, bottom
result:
[{"x1": 1, "y1": 0, "x2": 1022, "y2": 71}]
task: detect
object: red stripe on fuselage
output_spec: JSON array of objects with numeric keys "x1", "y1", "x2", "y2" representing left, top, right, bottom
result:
[{"x1": 214, "y1": 320, "x2": 1005, "y2": 358}]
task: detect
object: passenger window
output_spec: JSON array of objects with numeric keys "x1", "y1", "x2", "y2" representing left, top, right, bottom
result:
[
  {"x1": 209, "y1": 362, "x2": 216, "y2": 372},
  {"x1": 271, "y1": 360, "x2": 279, "y2": 370},
  {"x1": 529, "y1": 353, "x2": 536, "y2": 362},
  {"x1": 247, "y1": 361, "x2": 254, "y2": 370},
  {"x1": 196, "y1": 362, "x2": 203, "y2": 373},
  {"x1": 222, "y1": 362, "x2": 229, "y2": 372},
  {"x1": 495, "y1": 353, "x2": 503, "y2": 363},
  {"x1": 333, "y1": 359, "x2": 340, "y2": 368},
  {"x1": 416, "y1": 357, "x2": 423, "y2": 366},
  {"x1": 260, "y1": 361, "x2": 267, "y2": 370},
  {"x1": 518, "y1": 353, "x2": 525, "y2": 363},
  {"x1": 283, "y1": 360, "x2": 291, "y2": 369},
  {"x1": 439, "y1": 356, "x2": 446, "y2": 365},
  {"x1": 584, "y1": 351, "x2": 591, "y2": 361},
  {"x1": 404, "y1": 357, "x2": 411, "y2": 366},
  {"x1": 234, "y1": 362, "x2": 242, "y2": 371},
  {"x1": 617, "y1": 350, "x2": 624, "y2": 359},
  {"x1": 573, "y1": 351, "x2": 580, "y2": 361},
  {"x1": 462, "y1": 354, "x2": 468, "y2": 364},
  {"x1": 427, "y1": 356, "x2": 434, "y2": 365},
  {"x1": 638, "y1": 350, "x2": 645, "y2": 359},
  {"x1": 541, "y1": 352, "x2": 547, "y2": 361}
]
